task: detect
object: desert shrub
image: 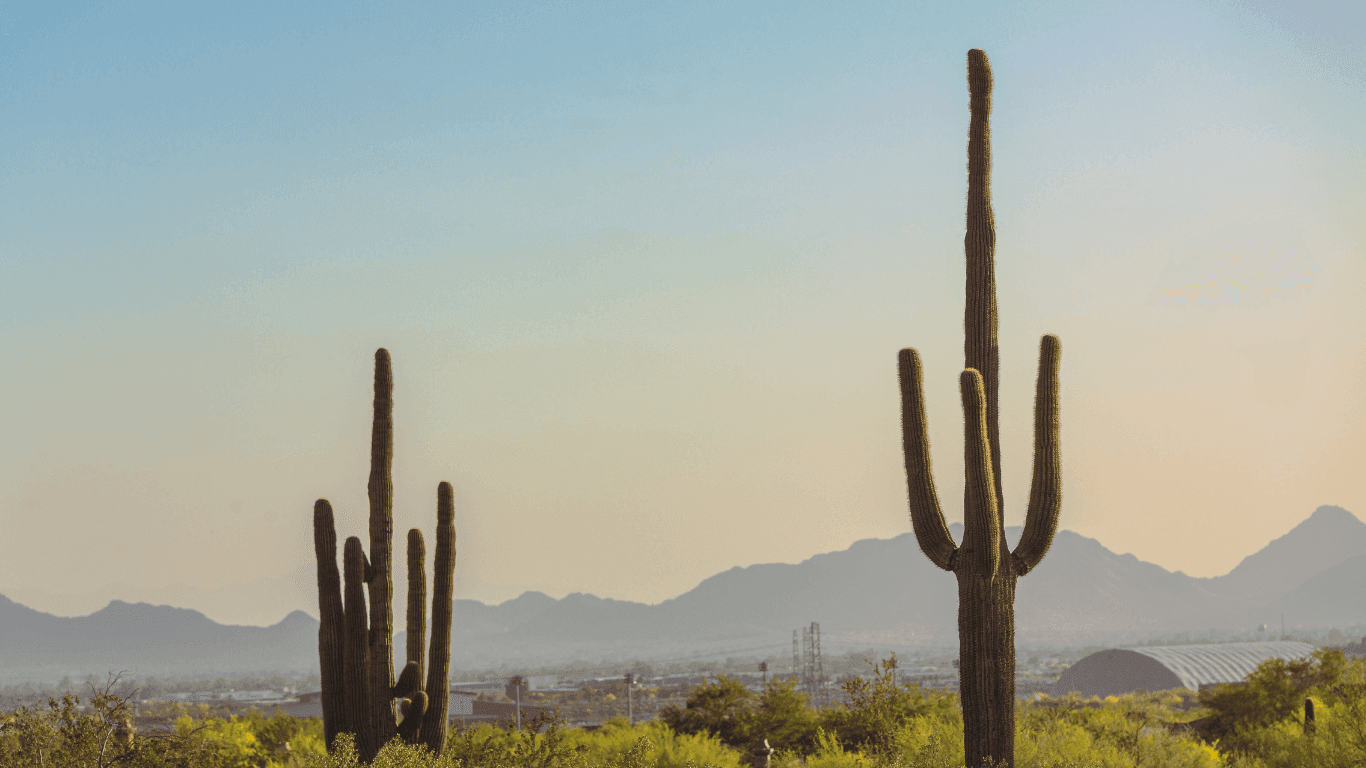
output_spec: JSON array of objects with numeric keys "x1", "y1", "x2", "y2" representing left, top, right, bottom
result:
[
  {"x1": 889, "y1": 713, "x2": 964, "y2": 767},
  {"x1": 818, "y1": 655, "x2": 959, "y2": 757},
  {"x1": 1199, "y1": 648, "x2": 1348, "y2": 748},
  {"x1": 803, "y1": 727, "x2": 873, "y2": 768},
  {"x1": 1014, "y1": 691, "x2": 1221, "y2": 768},
  {"x1": 1220, "y1": 656, "x2": 1366, "y2": 768},
  {"x1": 561, "y1": 718, "x2": 739, "y2": 768},
  {"x1": 182, "y1": 709, "x2": 326, "y2": 767},
  {"x1": 298, "y1": 732, "x2": 452, "y2": 768},
  {"x1": 438, "y1": 716, "x2": 583, "y2": 768},
  {"x1": 308, "y1": 718, "x2": 736, "y2": 768},
  {"x1": 0, "y1": 676, "x2": 212, "y2": 768}
]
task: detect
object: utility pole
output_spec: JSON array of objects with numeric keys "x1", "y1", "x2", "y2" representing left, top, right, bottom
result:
[{"x1": 625, "y1": 673, "x2": 634, "y2": 725}]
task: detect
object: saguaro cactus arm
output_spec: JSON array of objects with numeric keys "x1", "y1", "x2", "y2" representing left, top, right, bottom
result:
[
  {"x1": 342, "y1": 537, "x2": 374, "y2": 761},
  {"x1": 898, "y1": 348, "x2": 957, "y2": 571},
  {"x1": 1012, "y1": 334, "x2": 1062, "y2": 576},
  {"x1": 397, "y1": 692, "x2": 428, "y2": 742},
  {"x1": 392, "y1": 662, "x2": 421, "y2": 700},
  {"x1": 312, "y1": 500, "x2": 344, "y2": 750},
  {"x1": 405, "y1": 528, "x2": 427, "y2": 683},
  {"x1": 964, "y1": 48, "x2": 1004, "y2": 526},
  {"x1": 421, "y1": 480, "x2": 457, "y2": 754},
  {"x1": 367, "y1": 348, "x2": 398, "y2": 749},
  {"x1": 959, "y1": 369, "x2": 1001, "y2": 578}
]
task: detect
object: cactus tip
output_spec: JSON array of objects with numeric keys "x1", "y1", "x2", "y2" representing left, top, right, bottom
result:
[
  {"x1": 967, "y1": 49, "x2": 993, "y2": 97},
  {"x1": 960, "y1": 367, "x2": 983, "y2": 390}
]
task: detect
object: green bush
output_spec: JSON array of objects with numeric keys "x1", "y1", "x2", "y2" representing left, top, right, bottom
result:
[
  {"x1": 180, "y1": 709, "x2": 326, "y2": 767},
  {"x1": 819, "y1": 655, "x2": 958, "y2": 756},
  {"x1": 0, "y1": 677, "x2": 213, "y2": 768},
  {"x1": 562, "y1": 718, "x2": 740, "y2": 768},
  {"x1": 303, "y1": 719, "x2": 737, "y2": 768},
  {"x1": 1214, "y1": 653, "x2": 1366, "y2": 768},
  {"x1": 658, "y1": 676, "x2": 753, "y2": 749},
  {"x1": 1014, "y1": 693, "x2": 1219, "y2": 768},
  {"x1": 658, "y1": 674, "x2": 820, "y2": 754},
  {"x1": 1199, "y1": 648, "x2": 1349, "y2": 747}
]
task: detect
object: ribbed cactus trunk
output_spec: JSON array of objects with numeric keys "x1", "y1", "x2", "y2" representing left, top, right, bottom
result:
[
  {"x1": 422, "y1": 482, "x2": 456, "y2": 754},
  {"x1": 898, "y1": 49, "x2": 1062, "y2": 768},
  {"x1": 367, "y1": 350, "x2": 398, "y2": 752},
  {"x1": 313, "y1": 348, "x2": 458, "y2": 763},
  {"x1": 313, "y1": 500, "x2": 345, "y2": 750}
]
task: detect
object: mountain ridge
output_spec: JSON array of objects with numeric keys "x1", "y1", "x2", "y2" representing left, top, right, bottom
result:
[{"x1": 1, "y1": 506, "x2": 1361, "y2": 681}]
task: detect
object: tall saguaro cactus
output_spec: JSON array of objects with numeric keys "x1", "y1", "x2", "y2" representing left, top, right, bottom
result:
[
  {"x1": 898, "y1": 49, "x2": 1062, "y2": 768},
  {"x1": 314, "y1": 349, "x2": 458, "y2": 762}
]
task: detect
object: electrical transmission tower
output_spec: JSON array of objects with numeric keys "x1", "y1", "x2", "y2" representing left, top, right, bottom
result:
[{"x1": 797, "y1": 621, "x2": 824, "y2": 705}]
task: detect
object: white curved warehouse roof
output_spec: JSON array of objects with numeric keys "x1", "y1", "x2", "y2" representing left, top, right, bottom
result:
[
  {"x1": 1053, "y1": 641, "x2": 1316, "y2": 697},
  {"x1": 1131, "y1": 642, "x2": 1315, "y2": 690}
]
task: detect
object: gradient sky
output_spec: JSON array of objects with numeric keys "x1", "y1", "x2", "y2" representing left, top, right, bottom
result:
[{"x1": 2, "y1": 1, "x2": 1363, "y2": 627}]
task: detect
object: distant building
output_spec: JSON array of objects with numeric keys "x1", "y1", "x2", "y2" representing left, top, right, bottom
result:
[
  {"x1": 526, "y1": 675, "x2": 557, "y2": 691},
  {"x1": 282, "y1": 691, "x2": 323, "y2": 719},
  {"x1": 283, "y1": 690, "x2": 552, "y2": 729},
  {"x1": 1053, "y1": 641, "x2": 1316, "y2": 697},
  {"x1": 162, "y1": 690, "x2": 282, "y2": 703},
  {"x1": 452, "y1": 694, "x2": 555, "y2": 728},
  {"x1": 1339, "y1": 635, "x2": 1366, "y2": 658}
]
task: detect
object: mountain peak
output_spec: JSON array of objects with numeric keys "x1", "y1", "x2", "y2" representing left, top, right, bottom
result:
[
  {"x1": 1211, "y1": 505, "x2": 1366, "y2": 599},
  {"x1": 276, "y1": 610, "x2": 316, "y2": 626},
  {"x1": 1307, "y1": 505, "x2": 1360, "y2": 524},
  {"x1": 501, "y1": 591, "x2": 556, "y2": 606}
]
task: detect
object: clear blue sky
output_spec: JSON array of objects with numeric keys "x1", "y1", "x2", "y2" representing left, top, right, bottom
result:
[{"x1": 2, "y1": 0, "x2": 1363, "y2": 625}]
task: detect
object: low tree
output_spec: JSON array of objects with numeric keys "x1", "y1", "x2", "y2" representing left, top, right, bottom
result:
[
  {"x1": 1200, "y1": 648, "x2": 1349, "y2": 748},
  {"x1": 658, "y1": 675, "x2": 754, "y2": 748},
  {"x1": 749, "y1": 677, "x2": 819, "y2": 754}
]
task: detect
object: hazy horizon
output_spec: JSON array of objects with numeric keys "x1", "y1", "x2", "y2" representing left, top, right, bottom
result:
[
  {"x1": 3, "y1": 504, "x2": 1360, "y2": 629},
  {"x1": 3, "y1": 1, "x2": 1364, "y2": 627}
]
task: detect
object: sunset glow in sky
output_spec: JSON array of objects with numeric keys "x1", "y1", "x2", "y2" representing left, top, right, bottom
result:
[{"x1": 2, "y1": 0, "x2": 1363, "y2": 626}]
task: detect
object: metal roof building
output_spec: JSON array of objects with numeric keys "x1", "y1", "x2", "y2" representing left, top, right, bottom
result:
[{"x1": 1052, "y1": 641, "x2": 1316, "y2": 697}]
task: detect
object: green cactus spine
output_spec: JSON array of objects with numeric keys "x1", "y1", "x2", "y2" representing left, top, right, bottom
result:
[
  {"x1": 313, "y1": 348, "x2": 458, "y2": 762},
  {"x1": 898, "y1": 48, "x2": 1062, "y2": 768}
]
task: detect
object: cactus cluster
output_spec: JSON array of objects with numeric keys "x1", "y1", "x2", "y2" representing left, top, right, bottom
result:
[
  {"x1": 898, "y1": 49, "x2": 1062, "y2": 768},
  {"x1": 313, "y1": 348, "x2": 457, "y2": 761}
]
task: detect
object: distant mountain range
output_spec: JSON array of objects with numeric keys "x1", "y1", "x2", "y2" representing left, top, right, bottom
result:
[{"x1": 1, "y1": 505, "x2": 1362, "y2": 683}]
